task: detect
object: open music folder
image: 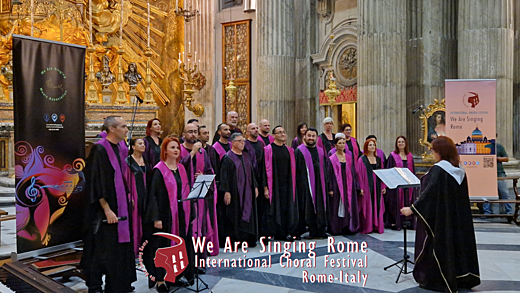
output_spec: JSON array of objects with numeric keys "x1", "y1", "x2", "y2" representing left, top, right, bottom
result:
[{"x1": 373, "y1": 168, "x2": 421, "y2": 189}]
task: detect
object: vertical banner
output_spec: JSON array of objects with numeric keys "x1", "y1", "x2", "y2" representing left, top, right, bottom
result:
[
  {"x1": 445, "y1": 79, "x2": 497, "y2": 199},
  {"x1": 13, "y1": 35, "x2": 86, "y2": 253}
]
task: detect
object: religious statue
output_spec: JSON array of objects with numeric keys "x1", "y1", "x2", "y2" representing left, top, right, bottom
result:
[
  {"x1": 0, "y1": 58, "x2": 13, "y2": 83},
  {"x1": 123, "y1": 62, "x2": 142, "y2": 89},
  {"x1": 95, "y1": 55, "x2": 116, "y2": 89}
]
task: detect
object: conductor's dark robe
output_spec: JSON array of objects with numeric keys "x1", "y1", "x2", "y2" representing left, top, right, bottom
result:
[
  {"x1": 179, "y1": 144, "x2": 219, "y2": 256},
  {"x1": 263, "y1": 143, "x2": 298, "y2": 239},
  {"x1": 327, "y1": 153, "x2": 360, "y2": 234},
  {"x1": 218, "y1": 151, "x2": 258, "y2": 246},
  {"x1": 143, "y1": 162, "x2": 195, "y2": 284},
  {"x1": 125, "y1": 155, "x2": 150, "y2": 256},
  {"x1": 143, "y1": 136, "x2": 162, "y2": 170},
  {"x1": 411, "y1": 161, "x2": 480, "y2": 292},
  {"x1": 81, "y1": 140, "x2": 136, "y2": 292},
  {"x1": 356, "y1": 155, "x2": 386, "y2": 234},
  {"x1": 385, "y1": 152, "x2": 415, "y2": 230},
  {"x1": 295, "y1": 144, "x2": 328, "y2": 237}
]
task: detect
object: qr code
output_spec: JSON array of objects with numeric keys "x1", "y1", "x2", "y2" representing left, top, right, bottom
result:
[{"x1": 483, "y1": 157, "x2": 494, "y2": 168}]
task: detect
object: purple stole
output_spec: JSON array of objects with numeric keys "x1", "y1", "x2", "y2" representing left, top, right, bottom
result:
[
  {"x1": 180, "y1": 144, "x2": 206, "y2": 185},
  {"x1": 329, "y1": 153, "x2": 353, "y2": 213},
  {"x1": 125, "y1": 163, "x2": 145, "y2": 255},
  {"x1": 213, "y1": 141, "x2": 229, "y2": 160},
  {"x1": 98, "y1": 131, "x2": 129, "y2": 154},
  {"x1": 154, "y1": 161, "x2": 191, "y2": 238},
  {"x1": 268, "y1": 135, "x2": 275, "y2": 143},
  {"x1": 297, "y1": 144, "x2": 327, "y2": 212},
  {"x1": 180, "y1": 144, "x2": 219, "y2": 256},
  {"x1": 376, "y1": 149, "x2": 386, "y2": 165},
  {"x1": 264, "y1": 144, "x2": 296, "y2": 203},
  {"x1": 96, "y1": 138, "x2": 130, "y2": 243},
  {"x1": 348, "y1": 137, "x2": 360, "y2": 159},
  {"x1": 227, "y1": 151, "x2": 254, "y2": 222},
  {"x1": 390, "y1": 151, "x2": 414, "y2": 210}
]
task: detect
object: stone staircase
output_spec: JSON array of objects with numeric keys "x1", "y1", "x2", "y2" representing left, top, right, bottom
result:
[{"x1": 0, "y1": 177, "x2": 15, "y2": 206}]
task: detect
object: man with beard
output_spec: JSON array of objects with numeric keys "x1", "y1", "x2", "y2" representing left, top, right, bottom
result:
[
  {"x1": 179, "y1": 123, "x2": 219, "y2": 256},
  {"x1": 212, "y1": 111, "x2": 242, "y2": 144},
  {"x1": 82, "y1": 116, "x2": 136, "y2": 293},
  {"x1": 259, "y1": 119, "x2": 275, "y2": 145},
  {"x1": 218, "y1": 133, "x2": 259, "y2": 247},
  {"x1": 244, "y1": 123, "x2": 264, "y2": 174},
  {"x1": 262, "y1": 126, "x2": 298, "y2": 242},
  {"x1": 212, "y1": 123, "x2": 231, "y2": 176},
  {"x1": 295, "y1": 128, "x2": 328, "y2": 239},
  {"x1": 199, "y1": 125, "x2": 217, "y2": 171}
]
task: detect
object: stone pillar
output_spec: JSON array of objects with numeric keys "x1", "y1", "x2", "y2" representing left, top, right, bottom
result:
[
  {"x1": 185, "y1": 0, "x2": 215, "y2": 132},
  {"x1": 458, "y1": 0, "x2": 514, "y2": 155},
  {"x1": 513, "y1": 1, "x2": 520, "y2": 156},
  {"x1": 406, "y1": 0, "x2": 458, "y2": 155},
  {"x1": 295, "y1": 0, "x2": 319, "y2": 131},
  {"x1": 257, "y1": 0, "x2": 296, "y2": 138},
  {"x1": 358, "y1": 0, "x2": 407, "y2": 153}
]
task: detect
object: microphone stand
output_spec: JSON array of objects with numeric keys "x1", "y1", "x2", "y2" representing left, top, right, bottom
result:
[{"x1": 127, "y1": 95, "x2": 143, "y2": 148}]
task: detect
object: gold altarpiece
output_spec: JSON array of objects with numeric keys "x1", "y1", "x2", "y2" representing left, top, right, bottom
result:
[{"x1": 0, "y1": 0, "x2": 191, "y2": 139}]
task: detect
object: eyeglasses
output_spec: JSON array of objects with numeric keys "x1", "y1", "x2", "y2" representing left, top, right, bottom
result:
[
  {"x1": 234, "y1": 139, "x2": 245, "y2": 143},
  {"x1": 274, "y1": 131, "x2": 286, "y2": 134}
]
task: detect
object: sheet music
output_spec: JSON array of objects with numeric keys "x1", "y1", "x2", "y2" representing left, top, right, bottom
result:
[
  {"x1": 186, "y1": 174, "x2": 216, "y2": 200},
  {"x1": 373, "y1": 168, "x2": 420, "y2": 189}
]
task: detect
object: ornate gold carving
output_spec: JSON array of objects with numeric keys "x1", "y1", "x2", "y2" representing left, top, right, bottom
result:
[
  {"x1": 339, "y1": 48, "x2": 357, "y2": 80},
  {"x1": 192, "y1": 72, "x2": 206, "y2": 90},
  {"x1": 419, "y1": 99, "x2": 446, "y2": 161}
]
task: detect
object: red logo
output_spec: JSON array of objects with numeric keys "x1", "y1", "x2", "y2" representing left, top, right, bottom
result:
[
  {"x1": 463, "y1": 92, "x2": 480, "y2": 108},
  {"x1": 153, "y1": 233, "x2": 188, "y2": 283},
  {"x1": 60, "y1": 114, "x2": 65, "y2": 122}
]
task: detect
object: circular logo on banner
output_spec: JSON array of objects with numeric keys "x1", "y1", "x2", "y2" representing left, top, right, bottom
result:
[
  {"x1": 462, "y1": 92, "x2": 480, "y2": 108},
  {"x1": 40, "y1": 67, "x2": 67, "y2": 101}
]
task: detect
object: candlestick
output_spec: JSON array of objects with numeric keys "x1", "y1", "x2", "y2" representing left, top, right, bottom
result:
[
  {"x1": 120, "y1": 0, "x2": 123, "y2": 46},
  {"x1": 175, "y1": 0, "x2": 178, "y2": 12},
  {"x1": 31, "y1": 0, "x2": 34, "y2": 37},
  {"x1": 89, "y1": 0, "x2": 93, "y2": 43},
  {"x1": 194, "y1": 51, "x2": 197, "y2": 62},
  {"x1": 188, "y1": 41, "x2": 191, "y2": 54},
  {"x1": 179, "y1": 52, "x2": 181, "y2": 61},
  {"x1": 183, "y1": 51, "x2": 185, "y2": 62},
  {"x1": 147, "y1": 3, "x2": 150, "y2": 48}
]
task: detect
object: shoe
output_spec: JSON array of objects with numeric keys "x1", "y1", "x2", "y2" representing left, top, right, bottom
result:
[
  {"x1": 126, "y1": 286, "x2": 135, "y2": 292},
  {"x1": 285, "y1": 234, "x2": 294, "y2": 242},
  {"x1": 148, "y1": 278, "x2": 156, "y2": 289},
  {"x1": 156, "y1": 283, "x2": 168, "y2": 292}
]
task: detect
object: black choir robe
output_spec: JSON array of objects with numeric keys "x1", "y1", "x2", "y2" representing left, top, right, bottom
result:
[
  {"x1": 411, "y1": 162, "x2": 480, "y2": 292},
  {"x1": 218, "y1": 151, "x2": 258, "y2": 246},
  {"x1": 143, "y1": 136, "x2": 162, "y2": 170},
  {"x1": 143, "y1": 165, "x2": 196, "y2": 284},
  {"x1": 81, "y1": 143, "x2": 136, "y2": 291},
  {"x1": 295, "y1": 145, "x2": 328, "y2": 238}
]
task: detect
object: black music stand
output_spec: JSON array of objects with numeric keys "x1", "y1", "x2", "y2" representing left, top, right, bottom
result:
[
  {"x1": 174, "y1": 174, "x2": 215, "y2": 293},
  {"x1": 373, "y1": 168, "x2": 420, "y2": 283}
]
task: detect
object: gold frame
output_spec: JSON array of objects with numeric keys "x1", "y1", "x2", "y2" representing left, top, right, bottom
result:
[{"x1": 419, "y1": 99, "x2": 445, "y2": 160}]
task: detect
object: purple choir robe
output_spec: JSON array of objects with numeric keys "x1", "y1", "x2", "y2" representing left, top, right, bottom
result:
[
  {"x1": 355, "y1": 155, "x2": 386, "y2": 234},
  {"x1": 317, "y1": 133, "x2": 335, "y2": 155},
  {"x1": 327, "y1": 153, "x2": 359, "y2": 234},
  {"x1": 125, "y1": 156, "x2": 149, "y2": 256},
  {"x1": 143, "y1": 136, "x2": 162, "y2": 171},
  {"x1": 179, "y1": 144, "x2": 219, "y2": 256},
  {"x1": 385, "y1": 152, "x2": 415, "y2": 230},
  {"x1": 291, "y1": 137, "x2": 303, "y2": 150}
]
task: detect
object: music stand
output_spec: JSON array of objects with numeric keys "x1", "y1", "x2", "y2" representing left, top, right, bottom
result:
[
  {"x1": 174, "y1": 174, "x2": 215, "y2": 293},
  {"x1": 373, "y1": 168, "x2": 420, "y2": 283}
]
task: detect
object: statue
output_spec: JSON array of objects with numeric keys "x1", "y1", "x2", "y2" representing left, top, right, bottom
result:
[
  {"x1": 123, "y1": 62, "x2": 142, "y2": 89},
  {"x1": 95, "y1": 55, "x2": 115, "y2": 89}
]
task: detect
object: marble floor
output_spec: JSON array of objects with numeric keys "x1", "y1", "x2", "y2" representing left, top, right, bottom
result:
[{"x1": 0, "y1": 206, "x2": 519, "y2": 293}]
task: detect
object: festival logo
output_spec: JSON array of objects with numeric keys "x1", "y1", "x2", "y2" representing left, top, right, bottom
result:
[
  {"x1": 39, "y1": 67, "x2": 67, "y2": 101},
  {"x1": 43, "y1": 114, "x2": 49, "y2": 122},
  {"x1": 60, "y1": 114, "x2": 65, "y2": 123},
  {"x1": 463, "y1": 92, "x2": 480, "y2": 108},
  {"x1": 51, "y1": 113, "x2": 57, "y2": 122},
  {"x1": 15, "y1": 141, "x2": 85, "y2": 246},
  {"x1": 139, "y1": 233, "x2": 188, "y2": 283}
]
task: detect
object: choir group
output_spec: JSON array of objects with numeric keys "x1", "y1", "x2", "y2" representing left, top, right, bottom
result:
[{"x1": 82, "y1": 112, "x2": 482, "y2": 293}]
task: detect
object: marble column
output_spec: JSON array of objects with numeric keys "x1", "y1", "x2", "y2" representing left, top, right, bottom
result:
[
  {"x1": 513, "y1": 1, "x2": 520, "y2": 156},
  {"x1": 458, "y1": 0, "x2": 514, "y2": 155},
  {"x1": 406, "y1": 0, "x2": 458, "y2": 154},
  {"x1": 358, "y1": 0, "x2": 407, "y2": 153},
  {"x1": 184, "y1": 0, "x2": 215, "y2": 132},
  {"x1": 295, "y1": 0, "x2": 319, "y2": 130},
  {"x1": 257, "y1": 0, "x2": 296, "y2": 138}
]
